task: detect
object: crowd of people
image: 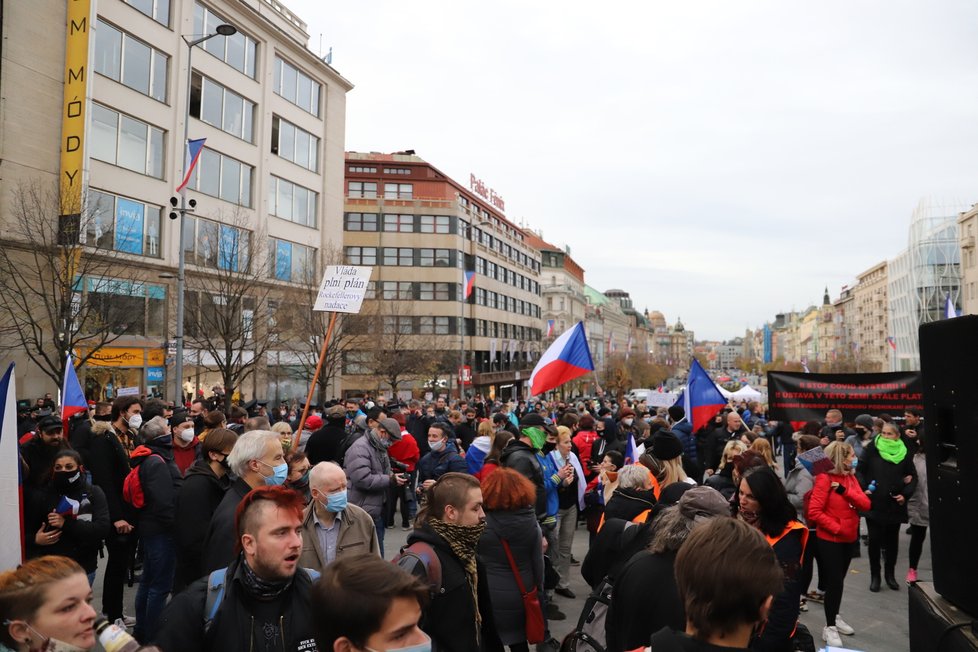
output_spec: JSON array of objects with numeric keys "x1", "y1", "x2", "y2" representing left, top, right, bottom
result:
[{"x1": 2, "y1": 391, "x2": 929, "y2": 652}]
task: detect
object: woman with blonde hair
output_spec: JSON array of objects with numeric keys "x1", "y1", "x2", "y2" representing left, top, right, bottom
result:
[
  {"x1": 750, "y1": 437, "x2": 779, "y2": 473},
  {"x1": 271, "y1": 420, "x2": 294, "y2": 454},
  {"x1": 705, "y1": 439, "x2": 746, "y2": 499},
  {"x1": 0, "y1": 555, "x2": 99, "y2": 651}
]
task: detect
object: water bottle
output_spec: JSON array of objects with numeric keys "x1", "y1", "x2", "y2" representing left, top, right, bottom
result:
[
  {"x1": 868, "y1": 480, "x2": 877, "y2": 493},
  {"x1": 93, "y1": 618, "x2": 144, "y2": 652}
]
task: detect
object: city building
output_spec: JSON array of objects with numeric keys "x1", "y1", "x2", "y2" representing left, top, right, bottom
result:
[
  {"x1": 888, "y1": 200, "x2": 964, "y2": 371},
  {"x1": 0, "y1": 0, "x2": 352, "y2": 401},
  {"x1": 958, "y1": 203, "x2": 978, "y2": 315},
  {"x1": 340, "y1": 152, "x2": 542, "y2": 401},
  {"x1": 850, "y1": 262, "x2": 889, "y2": 371},
  {"x1": 527, "y1": 233, "x2": 587, "y2": 338}
]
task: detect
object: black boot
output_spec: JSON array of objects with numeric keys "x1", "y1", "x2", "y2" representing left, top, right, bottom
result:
[
  {"x1": 885, "y1": 570, "x2": 899, "y2": 591},
  {"x1": 870, "y1": 575, "x2": 881, "y2": 592}
]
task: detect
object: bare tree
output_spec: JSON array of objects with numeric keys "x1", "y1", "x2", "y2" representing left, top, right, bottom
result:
[
  {"x1": 182, "y1": 209, "x2": 279, "y2": 413},
  {"x1": 0, "y1": 180, "x2": 146, "y2": 388}
]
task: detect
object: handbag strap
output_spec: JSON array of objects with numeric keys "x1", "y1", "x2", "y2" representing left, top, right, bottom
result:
[{"x1": 499, "y1": 538, "x2": 529, "y2": 596}]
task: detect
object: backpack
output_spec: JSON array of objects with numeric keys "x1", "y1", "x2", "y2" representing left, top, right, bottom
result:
[
  {"x1": 393, "y1": 541, "x2": 443, "y2": 597},
  {"x1": 122, "y1": 453, "x2": 163, "y2": 509},
  {"x1": 203, "y1": 566, "x2": 321, "y2": 633},
  {"x1": 564, "y1": 575, "x2": 614, "y2": 652}
]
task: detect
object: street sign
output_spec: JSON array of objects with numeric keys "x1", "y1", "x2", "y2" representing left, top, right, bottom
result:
[
  {"x1": 458, "y1": 365, "x2": 472, "y2": 384},
  {"x1": 313, "y1": 265, "x2": 373, "y2": 313}
]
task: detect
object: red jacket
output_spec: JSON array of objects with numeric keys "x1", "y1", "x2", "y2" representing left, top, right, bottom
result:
[
  {"x1": 573, "y1": 430, "x2": 599, "y2": 468},
  {"x1": 808, "y1": 472, "x2": 871, "y2": 543},
  {"x1": 388, "y1": 432, "x2": 420, "y2": 472}
]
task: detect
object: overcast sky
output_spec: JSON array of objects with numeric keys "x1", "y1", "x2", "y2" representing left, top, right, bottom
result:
[{"x1": 291, "y1": 1, "x2": 978, "y2": 341}]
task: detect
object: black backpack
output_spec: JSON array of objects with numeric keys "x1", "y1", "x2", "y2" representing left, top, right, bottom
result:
[{"x1": 563, "y1": 575, "x2": 614, "y2": 652}]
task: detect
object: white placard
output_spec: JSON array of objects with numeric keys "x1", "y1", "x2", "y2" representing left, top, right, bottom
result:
[
  {"x1": 313, "y1": 265, "x2": 373, "y2": 313},
  {"x1": 646, "y1": 392, "x2": 678, "y2": 407},
  {"x1": 117, "y1": 386, "x2": 140, "y2": 396}
]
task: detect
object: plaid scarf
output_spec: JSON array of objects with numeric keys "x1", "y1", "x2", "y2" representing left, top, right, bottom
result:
[{"x1": 428, "y1": 518, "x2": 486, "y2": 628}]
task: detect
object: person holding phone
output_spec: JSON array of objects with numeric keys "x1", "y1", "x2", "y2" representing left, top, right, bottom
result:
[{"x1": 417, "y1": 422, "x2": 467, "y2": 493}]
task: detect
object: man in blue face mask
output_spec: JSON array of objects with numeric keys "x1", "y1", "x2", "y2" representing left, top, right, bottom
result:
[
  {"x1": 346, "y1": 418, "x2": 407, "y2": 558},
  {"x1": 299, "y1": 462, "x2": 379, "y2": 573}
]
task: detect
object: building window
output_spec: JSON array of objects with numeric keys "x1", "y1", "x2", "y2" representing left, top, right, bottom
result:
[
  {"x1": 89, "y1": 103, "x2": 165, "y2": 178},
  {"x1": 418, "y1": 248, "x2": 452, "y2": 267},
  {"x1": 383, "y1": 168, "x2": 411, "y2": 175},
  {"x1": 343, "y1": 351, "x2": 372, "y2": 375},
  {"x1": 273, "y1": 56, "x2": 321, "y2": 116},
  {"x1": 348, "y1": 182, "x2": 377, "y2": 198},
  {"x1": 348, "y1": 166, "x2": 376, "y2": 173},
  {"x1": 194, "y1": 3, "x2": 257, "y2": 78},
  {"x1": 182, "y1": 216, "x2": 251, "y2": 271},
  {"x1": 87, "y1": 190, "x2": 162, "y2": 258},
  {"x1": 271, "y1": 116, "x2": 319, "y2": 172},
  {"x1": 345, "y1": 247, "x2": 377, "y2": 265},
  {"x1": 85, "y1": 277, "x2": 166, "y2": 337},
  {"x1": 380, "y1": 281, "x2": 413, "y2": 300},
  {"x1": 124, "y1": 0, "x2": 169, "y2": 25},
  {"x1": 189, "y1": 147, "x2": 253, "y2": 207},
  {"x1": 384, "y1": 183, "x2": 413, "y2": 199},
  {"x1": 381, "y1": 247, "x2": 413, "y2": 266},
  {"x1": 419, "y1": 215, "x2": 452, "y2": 234},
  {"x1": 94, "y1": 20, "x2": 168, "y2": 102},
  {"x1": 268, "y1": 176, "x2": 317, "y2": 227},
  {"x1": 190, "y1": 73, "x2": 255, "y2": 142},
  {"x1": 344, "y1": 213, "x2": 378, "y2": 231},
  {"x1": 383, "y1": 214, "x2": 414, "y2": 232},
  {"x1": 269, "y1": 238, "x2": 317, "y2": 284}
]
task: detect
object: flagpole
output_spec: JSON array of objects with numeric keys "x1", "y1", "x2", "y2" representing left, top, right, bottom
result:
[{"x1": 293, "y1": 311, "x2": 338, "y2": 450}]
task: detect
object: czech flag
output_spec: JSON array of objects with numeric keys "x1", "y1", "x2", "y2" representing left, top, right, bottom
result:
[
  {"x1": 175, "y1": 138, "x2": 207, "y2": 193},
  {"x1": 529, "y1": 321, "x2": 594, "y2": 396},
  {"x1": 463, "y1": 271, "x2": 476, "y2": 300},
  {"x1": 61, "y1": 354, "x2": 88, "y2": 430},
  {"x1": 885, "y1": 336, "x2": 896, "y2": 351},
  {"x1": 683, "y1": 358, "x2": 727, "y2": 433},
  {"x1": 55, "y1": 495, "x2": 81, "y2": 519},
  {"x1": 945, "y1": 293, "x2": 958, "y2": 319},
  {"x1": 546, "y1": 320, "x2": 555, "y2": 337},
  {"x1": 624, "y1": 432, "x2": 637, "y2": 465},
  {"x1": 0, "y1": 363, "x2": 24, "y2": 567}
]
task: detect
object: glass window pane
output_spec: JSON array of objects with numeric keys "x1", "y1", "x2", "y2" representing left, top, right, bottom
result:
[
  {"x1": 193, "y1": 3, "x2": 204, "y2": 35},
  {"x1": 94, "y1": 21, "x2": 122, "y2": 81},
  {"x1": 197, "y1": 149, "x2": 220, "y2": 196},
  {"x1": 148, "y1": 128, "x2": 164, "y2": 179},
  {"x1": 268, "y1": 177, "x2": 277, "y2": 215},
  {"x1": 297, "y1": 74, "x2": 312, "y2": 112},
  {"x1": 280, "y1": 122, "x2": 295, "y2": 161},
  {"x1": 274, "y1": 58, "x2": 282, "y2": 94},
  {"x1": 87, "y1": 190, "x2": 114, "y2": 249},
  {"x1": 226, "y1": 33, "x2": 244, "y2": 72},
  {"x1": 122, "y1": 37, "x2": 151, "y2": 95},
  {"x1": 201, "y1": 78, "x2": 222, "y2": 127},
  {"x1": 145, "y1": 207, "x2": 160, "y2": 257},
  {"x1": 295, "y1": 130, "x2": 310, "y2": 168},
  {"x1": 220, "y1": 157, "x2": 241, "y2": 202},
  {"x1": 242, "y1": 101, "x2": 253, "y2": 142},
  {"x1": 151, "y1": 51, "x2": 167, "y2": 102},
  {"x1": 310, "y1": 83, "x2": 320, "y2": 117},
  {"x1": 183, "y1": 215, "x2": 196, "y2": 254},
  {"x1": 223, "y1": 91, "x2": 243, "y2": 137},
  {"x1": 277, "y1": 180, "x2": 293, "y2": 219},
  {"x1": 90, "y1": 105, "x2": 118, "y2": 163},
  {"x1": 293, "y1": 186, "x2": 307, "y2": 225},
  {"x1": 154, "y1": 0, "x2": 170, "y2": 25},
  {"x1": 118, "y1": 115, "x2": 147, "y2": 173},
  {"x1": 240, "y1": 165, "x2": 251, "y2": 207},
  {"x1": 199, "y1": 219, "x2": 218, "y2": 267},
  {"x1": 245, "y1": 39, "x2": 256, "y2": 78},
  {"x1": 129, "y1": 0, "x2": 153, "y2": 18},
  {"x1": 282, "y1": 62, "x2": 297, "y2": 103}
]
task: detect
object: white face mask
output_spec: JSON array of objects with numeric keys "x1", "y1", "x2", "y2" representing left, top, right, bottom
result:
[
  {"x1": 127, "y1": 413, "x2": 143, "y2": 431},
  {"x1": 177, "y1": 428, "x2": 194, "y2": 443},
  {"x1": 622, "y1": 418, "x2": 634, "y2": 427}
]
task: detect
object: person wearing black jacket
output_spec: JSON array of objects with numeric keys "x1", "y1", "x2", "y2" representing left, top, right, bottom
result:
[
  {"x1": 155, "y1": 486, "x2": 319, "y2": 652},
  {"x1": 131, "y1": 416, "x2": 183, "y2": 642},
  {"x1": 88, "y1": 396, "x2": 140, "y2": 624},
  {"x1": 174, "y1": 428, "x2": 238, "y2": 592},
  {"x1": 591, "y1": 417, "x2": 624, "y2": 461},
  {"x1": 25, "y1": 449, "x2": 110, "y2": 580},
  {"x1": 304, "y1": 405, "x2": 347, "y2": 465},
  {"x1": 704, "y1": 411, "x2": 748, "y2": 475},
  {"x1": 499, "y1": 434, "x2": 547, "y2": 521},
  {"x1": 856, "y1": 422, "x2": 917, "y2": 592},
  {"x1": 602, "y1": 465, "x2": 657, "y2": 523},
  {"x1": 19, "y1": 415, "x2": 71, "y2": 490}
]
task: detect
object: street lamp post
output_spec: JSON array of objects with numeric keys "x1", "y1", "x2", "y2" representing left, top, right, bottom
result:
[
  {"x1": 458, "y1": 217, "x2": 491, "y2": 400},
  {"x1": 171, "y1": 24, "x2": 236, "y2": 406}
]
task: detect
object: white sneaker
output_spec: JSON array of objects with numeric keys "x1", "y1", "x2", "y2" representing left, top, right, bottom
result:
[
  {"x1": 834, "y1": 616, "x2": 855, "y2": 636},
  {"x1": 822, "y1": 626, "x2": 843, "y2": 647}
]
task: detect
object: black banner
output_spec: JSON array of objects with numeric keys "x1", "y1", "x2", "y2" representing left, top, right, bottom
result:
[{"x1": 767, "y1": 371, "x2": 923, "y2": 424}]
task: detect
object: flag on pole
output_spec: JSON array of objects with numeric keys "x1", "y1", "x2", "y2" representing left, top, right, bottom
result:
[
  {"x1": 624, "y1": 433, "x2": 637, "y2": 465},
  {"x1": 175, "y1": 138, "x2": 207, "y2": 193},
  {"x1": 61, "y1": 353, "x2": 87, "y2": 430},
  {"x1": 463, "y1": 271, "x2": 476, "y2": 300},
  {"x1": 530, "y1": 322, "x2": 595, "y2": 396},
  {"x1": 546, "y1": 320, "x2": 555, "y2": 337},
  {"x1": 55, "y1": 495, "x2": 81, "y2": 518},
  {"x1": 683, "y1": 358, "x2": 727, "y2": 433},
  {"x1": 0, "y1": 363, "x2": 24, "y2": 568},
  {"x1": 945, "y1": 293, "x2": 957, "y2": 319},
  {"x1": 885, "y1": 336, "x2": 897, "y2": 351}
]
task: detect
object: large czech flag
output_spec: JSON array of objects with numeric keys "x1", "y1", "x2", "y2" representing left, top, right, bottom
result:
[
  {"x1": 61, "y1": 353, "x2": 88, "y2": 430},
  {"x1": 683, "y1": 358, "x2": 728, "y2": 433},
  {"x1": 529, "y1": 321, "x2": 594, "y2": 396},
  {"x1": 0, "y1": 363, "x2": 24, "y2": 567}
]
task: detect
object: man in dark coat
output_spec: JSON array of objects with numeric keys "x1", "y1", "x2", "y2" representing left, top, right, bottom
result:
[
  {"x1": 305, "y1": 404, "x2": 347, "y2": 465},
  {"x1": 704, "y1": 410, "x2": 748, "y2": 475},
  {"x1": 20, "y1": 415, "x2": 70, "y2": 489}
]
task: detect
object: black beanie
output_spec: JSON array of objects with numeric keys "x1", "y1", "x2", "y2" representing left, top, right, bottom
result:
[{"x1": 651, "y1": 430, "x2": 683, "y2": 461}]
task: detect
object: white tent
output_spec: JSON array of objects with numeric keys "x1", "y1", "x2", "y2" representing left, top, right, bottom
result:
[
  {"x1": 731, "y1": 384, "x2": 763, "y2": 401},
  {"x1": 717, "y1": 385, "x2": 734, "y2": 398}
]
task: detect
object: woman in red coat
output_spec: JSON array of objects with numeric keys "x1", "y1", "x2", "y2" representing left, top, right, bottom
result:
[{"x1": 807, "y1": 441, "x2": 871, "y2": 648}]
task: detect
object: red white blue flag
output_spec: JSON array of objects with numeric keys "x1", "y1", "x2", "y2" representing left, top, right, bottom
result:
[
  {"x1": 530, "y1": 321, "x2": 594, "y2": 396},
  {"x1": 61, "y1": 353, "x2": 88, "y2": 429},
  {"x1": 463, "y1": 271, "x2": 476, "y2": 300},
  {"x1": 546, "y1": 320, "x2": 555, "y2": 337},
  {"x1": 55, "y1": 495, "x2": 81, "y2": 518},
  {"x1": 683, "y1": 358, "x2": 728, "y2": 433},
  {"x1": 0, "y1": 363, "x2": 24, "y2": 567},
  {"x1": 175, "y1": 138, "x2": 206, "y2": 193}
]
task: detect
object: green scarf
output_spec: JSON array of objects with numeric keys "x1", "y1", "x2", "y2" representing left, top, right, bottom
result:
[
  {"x1": 522, "y1": 426, "x2": 547, "y2": 450},
  {"x1": 875, "y1": 434, "x2": 907, "y2": 464},
  {"x1": 428, "y1": 518, "x2": 486, "y2": 629}
]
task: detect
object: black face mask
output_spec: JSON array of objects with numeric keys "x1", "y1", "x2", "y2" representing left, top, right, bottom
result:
[
  {"x1": 542, "y1": 442, "x2": 557, "y2": 454},
  {"x1": 53, "y1": 470, "x2": 82, "y2": 494}
]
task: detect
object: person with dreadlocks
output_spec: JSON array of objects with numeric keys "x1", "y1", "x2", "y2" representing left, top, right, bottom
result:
[{"x1": 402, "y1": 472, "x2": 486, "y2": 652}]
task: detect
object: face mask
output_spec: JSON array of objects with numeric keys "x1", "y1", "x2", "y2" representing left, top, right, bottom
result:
[
  {"x1": 11, "y1": 622, "x2": 89, "y2": 652},
  {"x1": 367, "y1": 632, "x2": 432, "y2": 652},
  {"x1": 542, "y1": 442, "x2": 556, "y2": 454},
  {"x1": 851, "y1": 457, "x2": 858, "y2": 470},
  {"x1": 127, "y1": 414, "x2": 142, "y2": 431},
  {"x1": 622, "y1": 418, "x2": 634, "y2": 427},
  {"x1": 323, "y1": 489, "x2": 348, "y2": 513},
  {"x1": 153, "y1": 435, "x2": 173, "y2": 447},
  {"x1": 429, "y1": 440, "x2": 446, "y2": 453},
  {"x1": 177, "y1": 428, "x2": 194, "y2": 443},
  {"x1": 259, "y1": 460, "x2": 289, "y2": 486},
  {"x1": 53, "y1": 470, "x2": 82, "y2": 493}
]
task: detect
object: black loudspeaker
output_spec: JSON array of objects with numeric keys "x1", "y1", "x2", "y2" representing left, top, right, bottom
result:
[{"x1": 919, "y1": 316, "x2": 978, "y2": 617}]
